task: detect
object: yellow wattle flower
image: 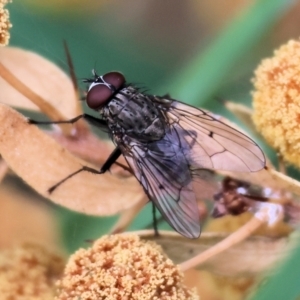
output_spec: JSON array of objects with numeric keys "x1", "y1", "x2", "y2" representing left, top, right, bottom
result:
[{"x1": 253, "y1": 39, "x2": 300, "y2": 167}]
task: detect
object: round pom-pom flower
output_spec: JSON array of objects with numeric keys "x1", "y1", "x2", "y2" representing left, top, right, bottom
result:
[
  {"x1": 0, "y1": 0, "x2": 12, "y2": 46},
  {"x1": 55, "y1": 234, "x2": 199, "y2": 300},
  {"x1": 0, "y1": 242, "x2": 65, "y2": 299},
  {"x1": 253, "y1": 39, "x2": 300, "y2": 167}
]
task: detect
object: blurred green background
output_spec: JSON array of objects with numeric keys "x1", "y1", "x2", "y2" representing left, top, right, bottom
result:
[{"x1": 5, "y1": 0, "x2": 300, "y2": 299}]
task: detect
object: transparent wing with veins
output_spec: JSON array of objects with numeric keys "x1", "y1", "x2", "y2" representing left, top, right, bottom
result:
[
  {"x1": 165, "y1": 100, "x2": 265, "y2": 172},
  {"x1": 122, "y1": 126, "x2": 201, "y2": 238},
  {"x1": 118, "y1": 99, "x2": 265, "y2": 238}
]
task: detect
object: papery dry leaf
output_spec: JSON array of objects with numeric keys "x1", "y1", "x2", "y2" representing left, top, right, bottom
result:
[
  {"x1": 0, "y1": 47, "x2": 78, "y2": 118},
  {"x1": 0, "y1": 158, "x2": 8, "y2": 183},
  {"x1": 206, "y1": 213, "x2": 291, "y2": 237},
  {"x1": 0, "y1": 47, "x2": 128, "y2": 171},
  {"x1": 221, "y1": 167, "x2": 300, "y2": 197},
  {"x1": 136, "y1": 230, "x2": 291, "y2": 277},
  {"x1": 49, "y1": 129, "x2": 128, "y2": 173},
  {"x1": 0, "y1": 104, "x2": 144, "y2": 215},
  {"x1": 267, "y1": 168, "x2": 300, "y2": 196}
]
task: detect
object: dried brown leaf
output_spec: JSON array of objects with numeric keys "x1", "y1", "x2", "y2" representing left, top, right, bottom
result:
[
  {"x1": 206, "y1": 213, "x2": 291, "y2": 237},
  {"x1": 0, "y1": 158, "x2": 8, "y2": 183},
  {"x1": 220, "y1": 167, "x2": 300, "y2": 196},
  {"x1": 0, "y1": 104, "x2": 143, "y2": 215},
  {"x1": 268, "y1": 168, "x2": 300, "y2": 196},
  {"x1": 0, "y1": 47, "x2": 78, "y2": 119},
  {"x1": 136, "y1": 230, "x2": 291, "y2": 277},
  {"x1": 49, "y1": 129, "x2": 128, "y2": 173}
]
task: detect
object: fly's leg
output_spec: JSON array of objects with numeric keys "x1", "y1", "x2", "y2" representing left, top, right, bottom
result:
[
  {"x1": 48, "y1": 147, "x2": 122, "y2": 193},
  {"x1": 28, "y1": 114, "x2": 107, "y2": 128},
  {"x1": 145, "y1": 208, "x2": 163, "y2": 233},
  {"x1": 48, "y1": 166, "x2": 101, "y2": 194},
  {"x1": 29, "y1": 114, "x2": 131, "y2": 173},
  {"x1": 152, "y1": 201, "x2": 159, "y2": 237}
]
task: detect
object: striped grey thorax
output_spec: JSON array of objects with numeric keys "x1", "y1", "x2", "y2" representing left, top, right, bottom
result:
[{"x1": 101, "y1": 86, "x2": 166, "y2": 142}]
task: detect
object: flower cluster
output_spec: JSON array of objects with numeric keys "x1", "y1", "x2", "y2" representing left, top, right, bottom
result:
[
  {"x1": 253, "y1": 39, "x2": 300, "y2": 167},
  {"x1": 0, "y1": 242, "x2": 65, "y2": 299},
  {"x1": 55, "y1": 234, "x2": 198, "y2": 300},
  {"x1": 0, "y1": 0, "x2": 11, "y2": 46}
]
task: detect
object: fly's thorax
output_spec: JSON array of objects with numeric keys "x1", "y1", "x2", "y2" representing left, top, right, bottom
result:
[{"x1": 104, "y1": 86, "x2": 166, "y2": 141}]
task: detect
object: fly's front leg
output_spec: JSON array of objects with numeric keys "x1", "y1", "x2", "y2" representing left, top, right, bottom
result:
[
  {"x1": 30, "y1": 114, "x2": 131, "y2": 174},
  {"x1": 48, "y1": 147, "x2": 122, "y2": 193},
  {"x1": 28, "y1": 114, "x2": 108, "y2": 128}
]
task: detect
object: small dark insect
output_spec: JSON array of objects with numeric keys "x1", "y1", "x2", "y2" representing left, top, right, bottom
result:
[
  {"x1": 211, "y1": 176, "x2": 300, "y2": 228},
  {"x1": 29, "y1": 71, "x2": 266, "y2": 238},
  {"x1": 211, "y1": 176, "x2": 300, "y2": 227},
  {"x1": 212, "y1": 176, "x2": 270, "y2": 218}
]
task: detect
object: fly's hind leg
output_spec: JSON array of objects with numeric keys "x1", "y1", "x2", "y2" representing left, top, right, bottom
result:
[
  {"x1": 48, "y1": 147, "x2": 122, "y2": 194},
  {"x1": 151, "y1": 201, "x2": 160, "y2": 237}
]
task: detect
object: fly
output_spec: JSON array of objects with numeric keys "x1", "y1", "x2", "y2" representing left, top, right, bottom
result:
[{"x1": 29, "y1": 70, "x2": 266, "y2": 239}]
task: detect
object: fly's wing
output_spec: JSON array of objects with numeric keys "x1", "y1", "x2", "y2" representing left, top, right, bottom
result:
[
  {"x1": 164, "y1": 100, "x2": 265, "y2": 172},
  {"x1": 121, "y1": 129, "x2": 201, "y2": 238}
]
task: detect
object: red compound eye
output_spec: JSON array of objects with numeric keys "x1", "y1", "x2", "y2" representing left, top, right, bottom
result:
[
  {"x1": 103, "y1": 72, "x2": 125, "y2": 90},
  {"x1": 86, "y1": 84, "x2": 112, "y2": 109},
  {"x1": 86, "y1": 72, "x2": 125, "y2": 109}
]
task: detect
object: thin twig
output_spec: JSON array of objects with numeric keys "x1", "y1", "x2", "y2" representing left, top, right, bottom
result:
[
  {"x1": 277, "y1": 153, "x2": 286, "y2": 175},
  {"x1": 0, "y1": 62, "x2": 65, "y2": 122},
  {"x1": 0, "y1": 62, "x2": 75, "y2": 135},
  {"x1": 179, "y1": 216, "x2": 264, "y2": 271}
]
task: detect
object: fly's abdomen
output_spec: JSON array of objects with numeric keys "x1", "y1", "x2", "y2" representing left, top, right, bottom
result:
[{"x1": 107, "y1": 88, "x2": 166, "y2": 141}]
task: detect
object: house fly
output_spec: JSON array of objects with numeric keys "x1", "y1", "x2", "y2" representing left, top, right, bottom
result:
[{"x1": 29, "y1": 71, "x2": 266, "y2": 238}]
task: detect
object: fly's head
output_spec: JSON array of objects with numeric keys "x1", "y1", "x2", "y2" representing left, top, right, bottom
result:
[{"x1": 84, "y1": 70, "x2": 125, "y2": 111}]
